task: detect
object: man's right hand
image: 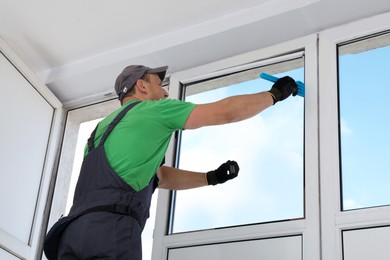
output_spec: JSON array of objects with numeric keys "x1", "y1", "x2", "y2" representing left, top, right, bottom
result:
[{"x1": 268, "y1": 76, "x2": 298, "y2": 104}]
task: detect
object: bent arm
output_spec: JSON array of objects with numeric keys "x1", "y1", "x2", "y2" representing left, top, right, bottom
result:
[
  {"x1": 157, "y1": 165, "x2": 207, "y2": 190},
  {"x1": 184, "y1": 91, "x2": 274, "y2": 129}
]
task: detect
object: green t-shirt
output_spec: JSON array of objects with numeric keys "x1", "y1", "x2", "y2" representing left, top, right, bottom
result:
[{"x1": 85, "y1": 99, "x2": 196, "y2": 191}]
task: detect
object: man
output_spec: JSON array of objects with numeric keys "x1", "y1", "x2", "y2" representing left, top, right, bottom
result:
[{"x1": 56, "y1": 65, "x2": 297, "y2": 259}]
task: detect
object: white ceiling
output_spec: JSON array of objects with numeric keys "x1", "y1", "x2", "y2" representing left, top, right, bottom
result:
[{"x1": 1, "y1": 0, "x2": 390, "y2": 104}]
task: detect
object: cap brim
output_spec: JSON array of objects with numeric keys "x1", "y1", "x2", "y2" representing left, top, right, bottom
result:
[{"x1": 147, "y1": 66, "x2": 168, "y2": 81}]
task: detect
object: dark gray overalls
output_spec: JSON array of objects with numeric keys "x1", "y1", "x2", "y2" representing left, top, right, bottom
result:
[{"x1": 58, "y1": 101, "x2": 159, "y2": 259}]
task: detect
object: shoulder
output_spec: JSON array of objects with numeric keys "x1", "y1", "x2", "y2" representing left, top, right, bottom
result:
[
  {"x1": 141, "y1": 98, "x2": 194, "y2": 107},
  {"x1": 134, "y1": 99, "x2": 196, "y2": 113}
]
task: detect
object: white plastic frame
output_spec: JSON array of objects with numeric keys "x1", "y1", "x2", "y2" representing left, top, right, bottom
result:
[
  {"x1": 319, "y1": 11, "x2": 390, "y2": 260},
  {"x1": 0, "y1": 36, "x2": 64, "y2": 260},
  {"x1": 48, "y1": 99, "x2": 120, "y2": 229}
]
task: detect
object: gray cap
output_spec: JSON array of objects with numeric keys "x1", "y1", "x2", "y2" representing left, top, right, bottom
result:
[{"x1": 114, "y1": 65, "x2": 168, "y2": 100}]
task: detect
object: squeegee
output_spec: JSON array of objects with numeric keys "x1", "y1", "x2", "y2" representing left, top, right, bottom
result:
[{"x1": 260, "y1": 72, "x2": 305, "y2": 97}]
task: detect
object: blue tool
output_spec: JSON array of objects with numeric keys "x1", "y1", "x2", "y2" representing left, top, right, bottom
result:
[{"x1": 260, "y1": 72, "x2": 305, "y2": 97}]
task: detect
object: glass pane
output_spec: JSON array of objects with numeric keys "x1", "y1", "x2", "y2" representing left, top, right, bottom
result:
[
  {"x1": 338, "y1": 32, "x2": 390, "y2": 210},
  {"x1": 66, "y1": 119, "x2": 157, "y2": 259},
  {"x1": 172, "y1": 60, "x2": 304, "y2": 233}
]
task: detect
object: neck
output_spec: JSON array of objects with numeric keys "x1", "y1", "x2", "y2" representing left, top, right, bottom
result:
[{"x1": 121, "y1": 95, "x2": 143, "y2": 106}]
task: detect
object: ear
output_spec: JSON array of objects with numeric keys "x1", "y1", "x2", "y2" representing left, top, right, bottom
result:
[{"x1": 134, "y1": 79, "x2": 148, "y2": 94}]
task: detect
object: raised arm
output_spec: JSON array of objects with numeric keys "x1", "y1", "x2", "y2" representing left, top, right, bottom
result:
[
  {"x1": 184, "y1": 76, "x2": 297, "y2": 130},
  {"x1": 167, "y1": 76, "x2": 297, "y2": 190}
]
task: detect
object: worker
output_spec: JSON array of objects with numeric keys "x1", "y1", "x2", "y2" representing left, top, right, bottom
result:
[{"x1": 49, "y1": 65, "x2": 297, "y2": 259}]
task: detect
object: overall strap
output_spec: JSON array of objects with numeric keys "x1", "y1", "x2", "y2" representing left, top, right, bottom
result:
[
  {"x1": 78, "y1": 204, "x2": 142, "y2": 226},
  {"x1": 86, "y1": 101, "x2": 141, "y2": 151},
  {"x1": 87, "y1": 127, "x2": 98, "y2": 151},
  {"x1": 98, "y1": 101, "x2": 141, "y2": 147}
]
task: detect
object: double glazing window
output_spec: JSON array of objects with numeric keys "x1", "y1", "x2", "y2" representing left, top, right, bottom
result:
[
  {"x1": 338, "y1": 31, "x2": 390, "y2": 211},
  {"x1": 171, "y1": 56, "x2": 305, "y2": 233}
]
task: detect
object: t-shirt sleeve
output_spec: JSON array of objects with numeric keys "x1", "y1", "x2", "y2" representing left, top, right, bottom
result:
[{"x1": 157, "y1": 99, "x2": 196, "y2": 130}]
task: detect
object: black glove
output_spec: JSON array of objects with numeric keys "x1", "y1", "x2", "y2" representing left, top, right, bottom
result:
[
  {"x1": 206, "y1": 160, "x2": 239, "y2": 185},
  {"x1": 268, "y1": 76, "x2": 298, "y2": 104}
]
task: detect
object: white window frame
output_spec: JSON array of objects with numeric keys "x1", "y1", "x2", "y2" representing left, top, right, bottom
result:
[
  {"x1": 48, "y1": 98, "x2": 162, "y2": 260},
  {"x1": 0, "y1": 36, "x2": 64, "y2": 260},
  {"x1": 48, "y1": 99, "x2": 120, "y2": 229},
  {"x1": 152, "y1": 34, "x2": 320, "y2": 260},
  {"x1": 319, "y1": 11, "x2": 390, "y2": 260}
]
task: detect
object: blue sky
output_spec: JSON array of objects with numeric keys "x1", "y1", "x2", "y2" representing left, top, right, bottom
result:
[
  {"x1": 339, "y1": 44, "x2": 390, "y2": 209},
  {"x1": 174, "y1": 68, "x2": 305, "y2": 232},
  {"x1": 173, "y1": 43, "x2": 390, "y2": 231}
]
